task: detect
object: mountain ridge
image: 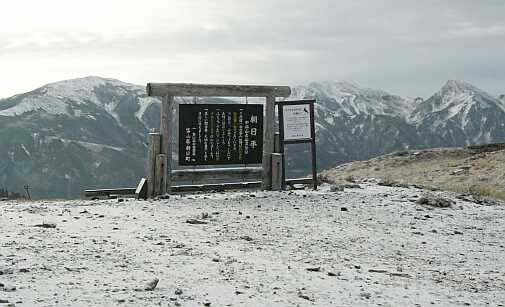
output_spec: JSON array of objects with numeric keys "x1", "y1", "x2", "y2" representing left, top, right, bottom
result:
[{"x1": 1, "y1": 76, "x2": 504, "y2": 198}]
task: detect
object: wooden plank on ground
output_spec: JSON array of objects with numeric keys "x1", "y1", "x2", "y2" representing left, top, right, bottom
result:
[
  {"x1": 171, "y1": 181, "x2": 262, "y2": 193},
  {"x1": 135, "y1": 178, "x2": 148, "y2": 199},
  {"x1": 85, "y1": 188, "x2": 136, "y2": 197}
]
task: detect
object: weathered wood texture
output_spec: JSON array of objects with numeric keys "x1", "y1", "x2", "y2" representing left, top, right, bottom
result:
[
  {"x1": 261, "y1": 95, "x2": 276, "y2": 190},
  {"x1": 271, "y1": 153, "x2": 283, "y2": 191},
  {"x1": 147, "y1": 133, "x2": 161, "y2": 198},
  {"x1": 274, "y1": 132, "x2": 281, "y2": 153},
  {"x1": 160, "y1": 96, "x2": 175, "y2": 194},
  {"x1": 155, "y1": 154, "x2": 168, "y2": 195},
  {"x1": 286, "y1": 177, "x2": 314, "y2": 185},
  {"x1": 171, "y1": 181, "x2": 262, "y2": 193},
  {"x1": 147, "y1": 83, "x2": 291, "y2": 98},
  {"x1": 171, "y1": 167, "x2": 262, "y2": 182}
]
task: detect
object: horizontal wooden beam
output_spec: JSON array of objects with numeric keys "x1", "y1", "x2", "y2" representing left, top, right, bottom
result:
[
  {"x1": 84, "y1": 188, "x2": 136, "y2": 197},
  {"x1": 286, "y1": 177, "x2": 314, "y2": 185},
  {"x1": 147, "y1": 83, "x2": 291, "y2": 98},
  {"x1": 171, "y1": 167, "x2": 262, "y2": 182},
  {"x1": 171, "y1": 181, "x2": 262, "y2": 193}
]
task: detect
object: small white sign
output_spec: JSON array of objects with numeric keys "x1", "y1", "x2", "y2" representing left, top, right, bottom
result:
[{"x1": 283, "y1": 104, "x2": 311, "y2": 140}]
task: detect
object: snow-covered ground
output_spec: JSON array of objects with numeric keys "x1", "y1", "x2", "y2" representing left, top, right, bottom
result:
[{"x1": 1, "y1": 184, "x2": 505, "y2": 306}]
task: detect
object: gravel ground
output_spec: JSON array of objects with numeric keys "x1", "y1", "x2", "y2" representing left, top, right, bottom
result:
[{"x1": 1, "y1": 184, "x2": 505, "y2": 306}]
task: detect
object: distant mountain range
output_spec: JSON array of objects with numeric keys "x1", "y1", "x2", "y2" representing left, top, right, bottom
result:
[{"x1": 1, "y1": 77, "x2": 504, "y2": 198}]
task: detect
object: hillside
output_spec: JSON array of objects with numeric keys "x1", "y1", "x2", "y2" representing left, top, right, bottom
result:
[{"x1": 320, "y1": 143, "x2": 505, "y2": 200}]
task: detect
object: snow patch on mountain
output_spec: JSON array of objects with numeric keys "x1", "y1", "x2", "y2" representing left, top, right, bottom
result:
[
  {"x1": 0, "y1": 76, "x2": 147, "y2": 122},
  {"x1": 290, "y1": 80, "x2": 413, "y2": 118}
]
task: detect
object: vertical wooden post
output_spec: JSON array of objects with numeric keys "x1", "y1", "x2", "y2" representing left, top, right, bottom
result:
[
  {"x1": 261, "y1": 94, "x2": 276, "y2": 190},
  {"x1": 155, "y1": 154, "x2": 168, "y2": 195},
  {"x1": 271, "y1": 153, "x2": 283, "y2": 191},
  {"x1": 147, "y1": 132, "x2": 161, "y2": 198},
  {"x1": 160, "y1": 95, "x2": 174, "y2": 193},
  {"x1": 310, "y1": 102, "x2": 318, "y2": 190},
  {"x1": 274, "y1": 132, "x2": 280, "y2": 153}
]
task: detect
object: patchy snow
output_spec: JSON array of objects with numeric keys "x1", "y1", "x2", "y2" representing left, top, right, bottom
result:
[
  {"x1": 135, "y1": 96, "x2": 159, "y2": 120},
  {"x1": 0, "y1": 76, "x2": 143, "y2": 121},
  {"x1": 1, "y1": 185, "x2": 504, "y2": 306},
  {"x1": 20, "y1": 144, "x2": 31, "y2": 157},
  {"x1": 44, "y1": 136, "x2": 124, "y2": 152},
  {"x1": 290, "y1": 81, "x2": 413, "y2": 118},
  {"x1": 0, "y1": 95, "x2": 68, "y2": 117}
]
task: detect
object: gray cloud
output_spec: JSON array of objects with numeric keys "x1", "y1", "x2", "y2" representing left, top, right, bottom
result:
[{"x1": 1, "y1": 0, "x2": 504, "y2": 98}]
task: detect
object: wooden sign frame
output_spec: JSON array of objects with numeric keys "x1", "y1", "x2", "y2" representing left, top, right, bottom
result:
[
  {"x1": 146, "y1": 82, "x2": 291, "y2": 197},
  {"x1": 277, "y1": 99, "x2": 317, "y2": 190}
]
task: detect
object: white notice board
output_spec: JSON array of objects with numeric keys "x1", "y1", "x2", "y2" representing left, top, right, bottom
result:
[{"x1": 282, "y1": 104, "x2": 311, "y2": 140}]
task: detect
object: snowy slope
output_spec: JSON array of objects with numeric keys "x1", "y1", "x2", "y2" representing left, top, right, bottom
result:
[
  {"x1": 411, "y1": 80, "x2": 505, "y2": 146},
  {"x1": 290, "y1": 81, "x2": 414, "y2": 118},
  {"x1": 0, "y1": 76, "x2": 159, "y2": 123}
]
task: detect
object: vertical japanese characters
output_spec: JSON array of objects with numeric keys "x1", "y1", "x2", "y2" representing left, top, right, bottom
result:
[{"x1": 179, "y1": 104, "x2": 263, "y2": 165}]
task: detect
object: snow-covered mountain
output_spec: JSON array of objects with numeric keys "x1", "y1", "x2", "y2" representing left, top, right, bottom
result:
[
  {"x1": 290, "y1": 81, "x2": 414, "y2": 118},
  {"x1": 0, "y1": 77, "x2": 162, "y2": 198},
  {"x1": 1, "y1": 77, "x2": 504, "y2": 197},
  {"x1": 410, "y1": 80, "x2": 505, "y2": 147}
]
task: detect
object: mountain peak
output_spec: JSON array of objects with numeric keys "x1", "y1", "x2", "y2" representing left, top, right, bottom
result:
[{"x1": 440, "y1": 80, "x2": 483, "y2": 95}]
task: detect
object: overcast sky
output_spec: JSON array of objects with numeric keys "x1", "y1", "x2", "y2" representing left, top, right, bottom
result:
[{"x1": 1, "y1": 0, "x2": 504, "y2": 98}]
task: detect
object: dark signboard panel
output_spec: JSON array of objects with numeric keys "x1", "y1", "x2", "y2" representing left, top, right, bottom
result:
[{"x1": 179, "y1": 104, "x2": 263, "y2": 165}]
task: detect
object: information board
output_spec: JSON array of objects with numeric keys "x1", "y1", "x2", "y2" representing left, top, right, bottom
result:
[
  {"x1": 179, "y1": 104, "x2": 263, "y2": 165},
  {"x1": 282, "y1": 104, "x2": 312, "y2": 140}
]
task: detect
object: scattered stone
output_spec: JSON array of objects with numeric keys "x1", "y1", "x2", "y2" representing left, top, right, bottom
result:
[
  {"x1": 454, "y1": 230, "x2": 464, "y2": 235},
  {"x1": 360, "y1": 292, "x2": 371, "y2": 299},
  {"x1": 116, "y1": 298, "x2": 125, "y2": 303},
  {"x1": 416, "y1": 195, "x2": 454, "y2": 208},
  {"x1": 212, "y1": 257, "x2": 220, "y2": 262},
  {"x1": 329, "y1": 184, "x2": 344, "y2": 192},
  {"x1": 186, "y1": 219, "x2": 208, "y2": 225},
  {"x1": 369, "y1": 269, "x2": 388, "y2": 274},
  {"x1": 340, "y1": 207, "x2": 348, "y2": 212},
  {"x1": 327, "y1": 271, "x2": 340, "y2": 277},
  {"x1": 240, "y1": 235, "x2": 253, "y2": 242},
  {"x1": 19, "y1": 268, "x2": 30, "y2": 273},
  {"x1": 354, "y1": 265, "x2": 361, "y2": 269},
  {"x1": 0, "y1": 299, "x2": 9, "y2": 303},
  {"x1": 117, "y1": 198, "x2": 124, "y2": 203},
  {"x1": 298, "y1": 291, "x2": 314, "y2": 302},
  {"x1": 0, "y1": 268, "x2": 13, "y2": 275},
  {"x1": 34, "y1": 222, "x2": 56, "y2": 229},
  {"x1": 2, "y1": 285, "x2": 16, "y2": 292},
  {"x1": 203, "y1": 302, "x2": 211, "y2": 306},
  {"x1": 201, "y1": 212, "x2": 210, "y2": 219},
  {"x1": 174, "y1": 288, "x2": 183, "y2": 295},
  {"x1": 451, "y1": 168, "x2": 468, "y2": 175},
  {"x1": 144, "y1": 278, "x2": 159, "y2": 291},
  {"x1": 306, "y1": 267, "x2": 321, "y2": 272}
]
